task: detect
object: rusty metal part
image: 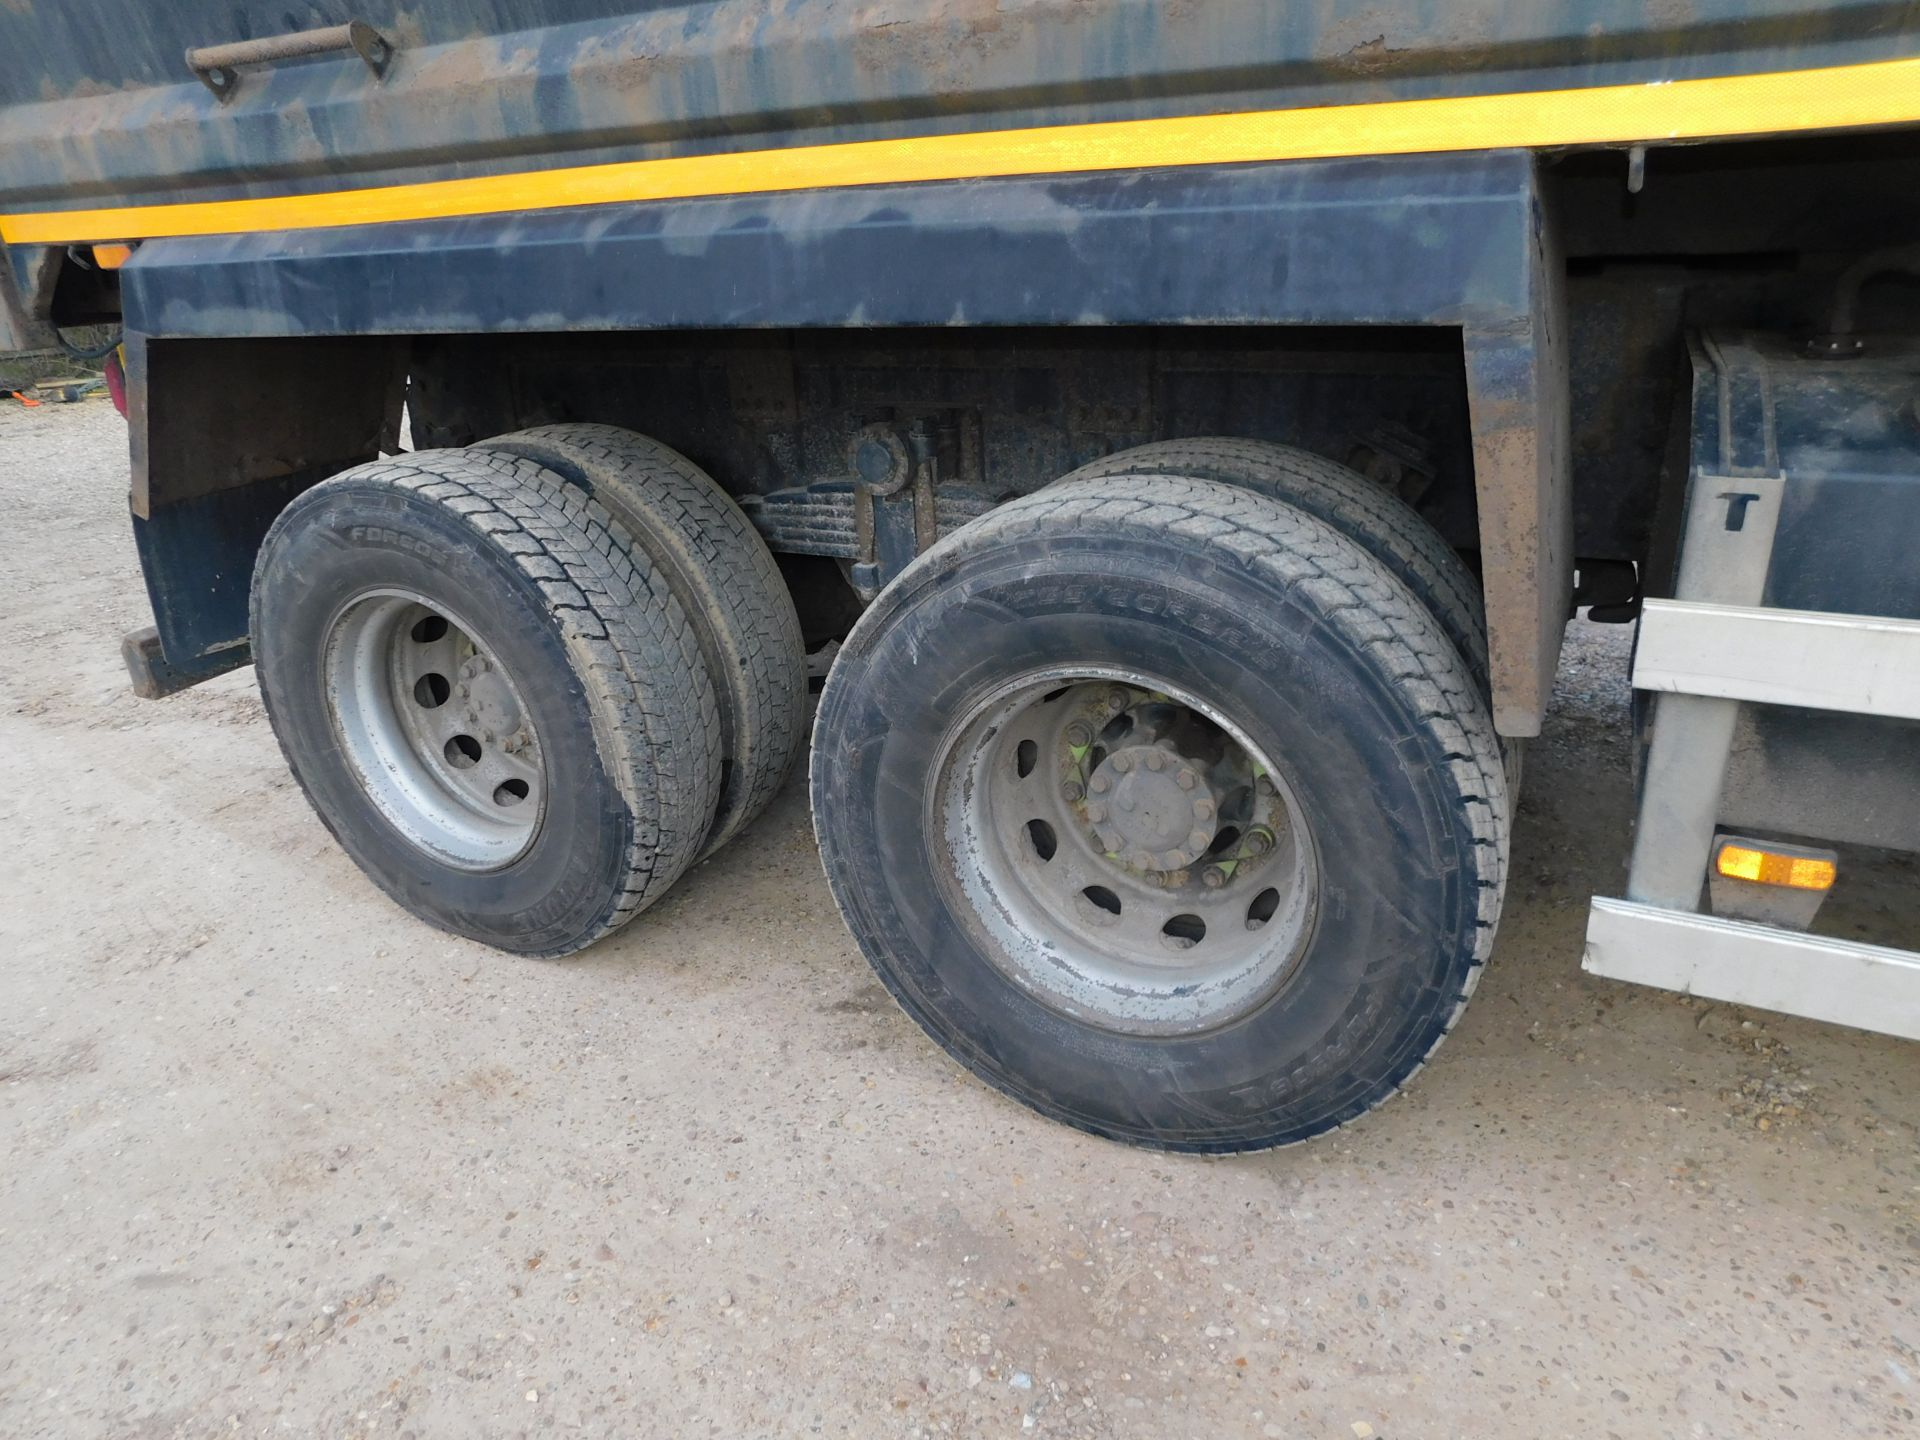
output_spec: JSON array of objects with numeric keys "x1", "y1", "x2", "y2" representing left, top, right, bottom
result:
[
  {"x1": 847, "y1": 423, "x2": 912, "y2": 497},
  {"x1": 0, "y1": 245, "x2": 59, "y2": 354},
  {"x1": 1086, "y1": 741, "x2": 1222, "y2": 872},
  {"x1": 1347, "y1": 419, "x2": 1439, "y2": 505},
  {"x1": 906, "y1": 418, "x2": 941, "y2": 555},
  {"x1": 743, "y1": 481, "x2": 995, "y2": 562},
  {"x1": 1465, "y1": 170, "x2": 1572, "y2": 738},
  {"x1": 1808, "y1": 244, "x2": 1920, "y2": 357},
  {"x1": 187, "y1": 21, "x2": 392, "y2": 101},
  {"x1": 844, "y1": 418, "x2": 958, "y2": 599}
]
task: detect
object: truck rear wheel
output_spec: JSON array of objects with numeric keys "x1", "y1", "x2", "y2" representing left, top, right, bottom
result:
[
  {"x1": 474, "y1": 424, "x2": 806, "y2": 856},
  {"x1": 810, "y1": 475, "x2": 1507, "y2": 1151},
  {"x1": 1060, "y1": 437, "x2": 1489, "y2": 691},
  {"x1": 251, "y1": 448, "x2": 722, "y2": 957}
]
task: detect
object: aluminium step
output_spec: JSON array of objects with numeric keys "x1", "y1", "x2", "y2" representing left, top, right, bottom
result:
[{"x1": 1585, "y1": 596, "x2": 1920, "y2": 1040}]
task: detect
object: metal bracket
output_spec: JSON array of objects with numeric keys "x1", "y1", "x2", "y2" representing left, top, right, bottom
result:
[
  {"x1": 1570, "y1": 557, "x2": 1638, "y2": 622},
  {"x1": 847, "y1": 418, "x2": 950, "y2": 601},
  {"x1": 122, "y1": 625, "x2": 250, "y2": 699}
]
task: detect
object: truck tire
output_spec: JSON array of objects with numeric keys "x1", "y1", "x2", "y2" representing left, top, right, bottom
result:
[
  {"x1": 1060, "y1": 437, "x2": 1489, "y2": 691},
  {"x1": 474, "y1": 424, "x2": 807, "y2": 855},
  {"x1": 251, "y1": 448, "x2": 722, "y2": 957},
  {"x1": 810, "y1": 475, "x2": 1507, "y2": 1152}
]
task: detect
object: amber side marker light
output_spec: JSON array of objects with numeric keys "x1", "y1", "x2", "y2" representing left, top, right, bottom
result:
[
  {"x1": 1714, "y1": 842, "x2": 1837, "y2": 891},
  {"x1": 90, "y1": 243, "x2": 134, "y2": 269}
]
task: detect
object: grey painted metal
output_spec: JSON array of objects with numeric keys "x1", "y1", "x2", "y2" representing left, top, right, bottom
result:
[
  {"x1": 1583, "y1": 897, "x2": 1920, "y2": 1042},
  {"x1": 934, "y1": 670, "x2": 1318, "y2": 1037},
  {"x1": 324, "y1": 591, "x2": 546, "y2": 871},
  {"x1": 1625, "y1": 471, "x2": 1784, "y2": 911},
  {"x1": 1635, "y1": 601, "x2": 1920, "y2": 719}
]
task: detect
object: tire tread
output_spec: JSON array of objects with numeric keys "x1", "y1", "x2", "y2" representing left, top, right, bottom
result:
[
  {"x1": 476, "y1": 424, "x2": 806, "y2": 856},
  {"x1": 1060, "y1": 437, "x2": 1490, "y2": 688}
]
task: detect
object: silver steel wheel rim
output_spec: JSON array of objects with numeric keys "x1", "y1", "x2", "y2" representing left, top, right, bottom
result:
[
  {"x1": 935, "y1": 667, "x2": 1319, "y2": 1037},
  {"x1": 323, "y1": 589, "x2": 548, "y2": 870}
]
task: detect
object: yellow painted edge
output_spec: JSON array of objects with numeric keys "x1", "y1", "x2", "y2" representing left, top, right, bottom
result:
[{"x1": 5, "y1": 56, "x2": 1920, "y2": 245}]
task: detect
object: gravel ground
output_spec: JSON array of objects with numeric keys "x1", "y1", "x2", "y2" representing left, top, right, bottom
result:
[{"x1": 3, "y1": 401, "x2": 1917, "y2": 1440}]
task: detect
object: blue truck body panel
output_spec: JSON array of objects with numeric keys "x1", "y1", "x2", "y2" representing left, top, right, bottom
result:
[
  {"x1": 119, "y1": 152, "x2": 1534, "y2": 337},
  {"x1": 4, "y1": 3, "x2": 1915, "y2": 215}
]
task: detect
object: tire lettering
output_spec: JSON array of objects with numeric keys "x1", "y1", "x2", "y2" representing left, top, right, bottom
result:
[{"x1": 347, "y1": 524, "x2": 443, "y2": 560}]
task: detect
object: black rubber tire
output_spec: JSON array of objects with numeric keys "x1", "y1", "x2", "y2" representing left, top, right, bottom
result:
[
  {"x1": 251, "y1": 448, "x2": 722, "y2": 957},
  {"x1": 474, "y1": 424, "x2": 806, "y2": 856},
  {"x1": 1060, "y1": 438, "x2": 1489, "y2": 691},
  {"x1": 811, "y1": 475, "x2": 1508, "y2": 1152}
]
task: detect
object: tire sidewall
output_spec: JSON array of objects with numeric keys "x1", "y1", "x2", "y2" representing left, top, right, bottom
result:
[
  {"x1": 814, "y1": 531, "x2": 1484, "y2": 1150},
  {"x1": 254, "y1": 480, "x2": 641, "y2": 955}
]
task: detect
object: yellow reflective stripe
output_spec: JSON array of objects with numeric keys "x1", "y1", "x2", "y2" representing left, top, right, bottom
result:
[{"x1": 5, "y1": 55, "x2": 1919, "y2": 245}]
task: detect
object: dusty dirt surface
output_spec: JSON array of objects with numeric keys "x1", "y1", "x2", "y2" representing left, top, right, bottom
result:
[{"x1": 3, "y1": 402, "x2": 1918, "y2": 1440}]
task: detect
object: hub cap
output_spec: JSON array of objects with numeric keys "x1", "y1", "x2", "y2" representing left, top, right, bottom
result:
[
  {"x1": 323, "y1": 590, "x2": 547, "y2": 870},
  {"x1": 936, "y1": 670, "x2": 1318, "y2": 1036}
]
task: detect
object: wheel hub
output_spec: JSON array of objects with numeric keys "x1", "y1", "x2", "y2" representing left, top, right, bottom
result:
[
  {"x1": 458, "y1": 655, "x2": 525, "y2": 746},
  {"x1": 1087, "y1": 743, "x2": 1218, "y2": 870},
  {"x1": 324, "y1": 591, "x2": 549, "y2": 870},
  {"x1": 936, "y1": 671, "x2": 1319, "y2": 1036}
]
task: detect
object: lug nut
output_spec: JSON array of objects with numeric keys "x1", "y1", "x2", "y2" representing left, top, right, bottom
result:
[
  {"x1": 1090, "y1": 772, "x2": 1112, "y2": 794},
  {"x1": 1111, "y1": 753, "x2": 1133, "y2": 774},
  {"x1": 1245, "y1": 826, "x2": 1276, "y2": 856},
  {"x1": 1106, "y1": 688, "x2": 1129, "y2": 713},
  {"x1": 1201, "y1": 865, "x2": 1229, "y2": 890},
  {"x1": 1175, "y1": 770, "x2": 1196, "y2": 791},
  {"x1": 1060, "y1": 778, "x2": 1085, "y2": 803},
  {"x1": 1256, "y1": 774, "x2": 1277, "y2": 797},
  {"x1": 1086, "y1": 802, "x2": 1108, "y2": 824},
  {"x1": 1193, "y1": 798, "x2": 1215, "y2": 820},
  {"x1": 1188, "y1": 827, "x2": 1212, "y2": 853},
  {"x1": 1145, "y1": 752, "x2": 1163, "y2": 771},
  {"x1": 1064, "y1": 720, "x2": 1094, "y2": 748},
  {"x1": 458, "y1": 683, "x2": 471, "y2": 699}
]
